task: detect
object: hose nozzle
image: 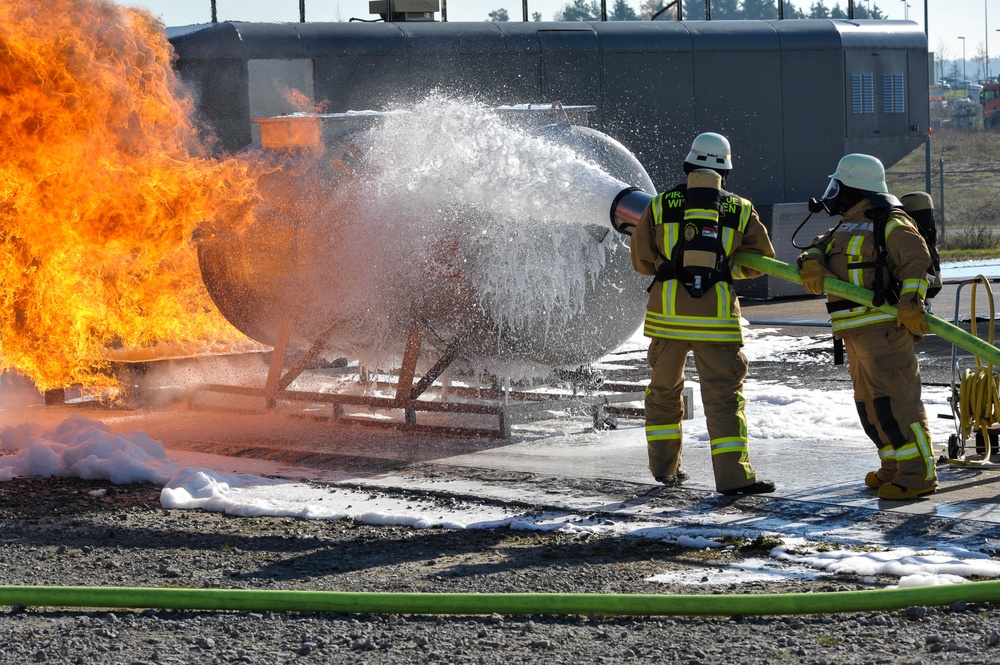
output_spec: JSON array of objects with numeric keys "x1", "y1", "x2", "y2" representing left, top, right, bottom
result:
[{"x1": 609, "y1": 187, "x2": 654, "y2": 236}]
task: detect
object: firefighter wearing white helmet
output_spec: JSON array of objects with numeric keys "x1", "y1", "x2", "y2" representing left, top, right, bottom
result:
[
  {"x1": 684, "y1": 132, "x2": 733, "y2": 170},
  {"x1": 797, "y1": 153, "x2": 938, "y2": 501},
  {"x1": 630, "y1": 132, "x2": 776, "y2": 496}
]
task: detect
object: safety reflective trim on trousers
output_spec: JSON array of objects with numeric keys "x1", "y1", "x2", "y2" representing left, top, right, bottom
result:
[
  {"x1": 711, "y1": 438, "x2": 749, "y2": 456},
  {"x1": 900, "y1": 277, "x2": 928, "y2": 300},
  {"x1": 910, "y1": 422, "x2": 937, "y2": 481},
  {"x1": 878, "y1": 444, "x2": 895, "y2": 461},
  {"x1": 736, "y1": 392, "x2": 748, "y2": 440},
  {"x1": 645, "y1": 424, "x2": 681, "y2": 442},
  {"x1": 895, "y1": 442, "x2": 922, "y2": 462},
  {"x1": 830, "y1": 310, "x2": 896, "y2": 334}
]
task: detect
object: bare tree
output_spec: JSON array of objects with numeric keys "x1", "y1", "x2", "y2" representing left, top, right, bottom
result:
[
  {"x1": 975, "y1": 42, "x2": 989, "y2": 82},
  {"x1": 936, "y1": 39, "x2": 952, "y2": 83}
]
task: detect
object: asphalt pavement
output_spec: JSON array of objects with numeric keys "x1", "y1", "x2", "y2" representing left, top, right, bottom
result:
[
  {"x1": 738, "y1": 277, "x2": 1000, "y2": 521},
  {"x1": 3, "y1": 276, "x2": 1000, "y2": 533}
]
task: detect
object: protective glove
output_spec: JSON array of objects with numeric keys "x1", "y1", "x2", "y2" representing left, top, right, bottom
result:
[
  {"x1": 798, "y1": 257, "x2": 828, "y2": 295},
  {"x1": 897, "y1": 306, "x2": 930, "y2": 336}
]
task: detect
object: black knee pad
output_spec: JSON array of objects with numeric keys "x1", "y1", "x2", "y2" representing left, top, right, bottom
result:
[
  {"x1": 855, "y1": 401, "x2": 882, "y2": 446},
  {"x1": 872, "y1": 395, "x2": 907, "y2": 447}
]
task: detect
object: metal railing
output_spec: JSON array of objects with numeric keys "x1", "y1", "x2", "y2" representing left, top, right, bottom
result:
[{"x1": 203, "y1": 0, "x2": 869, "y2": 24}]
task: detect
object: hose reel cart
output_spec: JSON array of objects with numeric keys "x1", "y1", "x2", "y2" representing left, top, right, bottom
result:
[{"x1": 945, "y1": 275, "x2": 1000, "y2": 466}]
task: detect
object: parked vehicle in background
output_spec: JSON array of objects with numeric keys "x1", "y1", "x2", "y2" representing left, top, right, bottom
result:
[{"x1": 981, "y1": 80, "x2": 1000, "y2": 129}]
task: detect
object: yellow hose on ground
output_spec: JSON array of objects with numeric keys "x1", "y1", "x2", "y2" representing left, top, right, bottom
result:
[{"x1": 953, "y1": 276, "x2": 1000, "y2": 464}]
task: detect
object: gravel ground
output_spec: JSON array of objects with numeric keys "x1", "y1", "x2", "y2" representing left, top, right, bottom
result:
[
  {"x1": 2, "y1": 472, "x2": 1000, "y2": 665},
  {"x1": 0, "y1": 316, "x2": 995, "y2": 664}
]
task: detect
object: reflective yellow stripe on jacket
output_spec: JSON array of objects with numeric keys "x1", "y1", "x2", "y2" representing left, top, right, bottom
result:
[
  {"x1": 828, "y1": 216, "x2": 925, "y2": 336},
  {"x1": 645, "y1": 192, "x2": 751, "y2": 344}
]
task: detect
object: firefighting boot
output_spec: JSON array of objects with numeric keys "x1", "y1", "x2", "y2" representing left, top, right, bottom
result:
[
  {"x1": 877, "y1": 483, "x2": 938, "y2": 501},
  {"x1": 720, "y1": 480, "x2": 775, "y2": 496},
  {"x1": 654, "y1": 469, "x2": 689, "y2": 487},
  {"x1": 864, "y1": 470, "x2": 892, "y2": 489}
]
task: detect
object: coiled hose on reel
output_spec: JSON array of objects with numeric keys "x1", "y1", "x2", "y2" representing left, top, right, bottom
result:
[{"x1": 953, "y1": 276, "x2": 1000, "y2": 463}]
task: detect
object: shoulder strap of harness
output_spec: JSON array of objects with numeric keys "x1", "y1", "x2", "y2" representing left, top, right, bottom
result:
[
  {"x1": 865, "y1": 195, "x2": 903, "y2": 307},
  {"x1": 823, "y1": 196, "x2": 903, "y2": 312},
  {"x1": 647, "y1": 184, "x2": 685, "y2": 292},
  {"x1": 648, "y1": 176, "x2": 751, "y2": 296}
]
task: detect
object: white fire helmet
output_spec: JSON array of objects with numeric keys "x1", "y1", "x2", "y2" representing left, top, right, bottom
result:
[
  {"x1": 828, "y1": 153, "x2": 888, "y2": 193},
  {"x1": 685, "y1": 132, "x2": 732, "y2": 171}
]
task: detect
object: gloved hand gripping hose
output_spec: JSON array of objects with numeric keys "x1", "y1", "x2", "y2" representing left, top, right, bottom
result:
[
  {"x1": 732, "y1": 253, "x2": 1000, "y2": 465},
  {"x1": 730, "y1": 253, "x2": 1000, "y2": 367}
]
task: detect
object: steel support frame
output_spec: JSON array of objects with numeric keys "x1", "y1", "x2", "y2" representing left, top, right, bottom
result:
[{"x1": 195, "y1": 320, "x2": 644, "y2": 438}]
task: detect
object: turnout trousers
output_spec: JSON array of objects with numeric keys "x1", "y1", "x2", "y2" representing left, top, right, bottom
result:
[
  {"x1": 844, "y1": 327, "x2": 937, "y2": 490},
  {"x1": 644, "y1": 337, "x2": 759, "y2": 493}
]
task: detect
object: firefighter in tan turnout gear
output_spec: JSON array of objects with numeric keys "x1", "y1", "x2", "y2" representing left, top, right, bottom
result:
[
  {"x1": 797, "y1": 154, "x2": 938, "y2": 501},
  {"x1": 630, "y1": 132, "x2": 776, "y2": 495}
]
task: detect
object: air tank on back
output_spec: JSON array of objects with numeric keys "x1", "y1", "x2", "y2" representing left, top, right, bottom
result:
[{"x1": 196, "y1": 99, "x2": 653, "y2": 374}]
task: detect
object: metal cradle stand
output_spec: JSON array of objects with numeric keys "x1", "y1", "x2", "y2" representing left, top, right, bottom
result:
[{"x1": 194, "y1": 321, "x2": 645, "y2": 438}]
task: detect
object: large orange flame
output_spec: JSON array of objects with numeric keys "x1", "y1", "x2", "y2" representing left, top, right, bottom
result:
[{"x1": 0, "y1": 0, "x2": 261, "y2": 393}]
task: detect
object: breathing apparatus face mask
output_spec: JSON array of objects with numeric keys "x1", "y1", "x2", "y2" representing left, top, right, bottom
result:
[
  {"x1": 796, "y1": 179, "x2": 846, "y2": 250},
  {"x1": 808, "y1": 179, "x2": 841, "y2": 215}
]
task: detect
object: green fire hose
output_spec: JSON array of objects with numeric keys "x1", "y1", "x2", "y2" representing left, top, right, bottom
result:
[
  {"x1": 733, "y1": 251, "x2": 1000, "y2": 368},
  {"x1": 8, "y1": 255, "x2": 995, "y2": 619},
  {"x1": 1, "y1": 582, "x2": 999, "y2": 616}
]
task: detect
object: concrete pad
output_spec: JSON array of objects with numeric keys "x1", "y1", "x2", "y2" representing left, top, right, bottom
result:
[{"x1": 2, "y1": 278, "x2": 1000, "y2": 531}]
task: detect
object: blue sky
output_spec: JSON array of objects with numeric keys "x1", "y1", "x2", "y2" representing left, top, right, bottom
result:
[{"x1": 116, "y1": 0, "x2": 981, "y2": 70}]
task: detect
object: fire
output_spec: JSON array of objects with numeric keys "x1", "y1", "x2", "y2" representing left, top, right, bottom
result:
[{"x1": 0, "y1": 0, "x2": 261, "y2": 393}]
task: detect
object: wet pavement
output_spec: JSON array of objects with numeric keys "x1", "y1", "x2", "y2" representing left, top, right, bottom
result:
[{"x1": 3, "y1": 275, "x2": 1000, "y2": 531}]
